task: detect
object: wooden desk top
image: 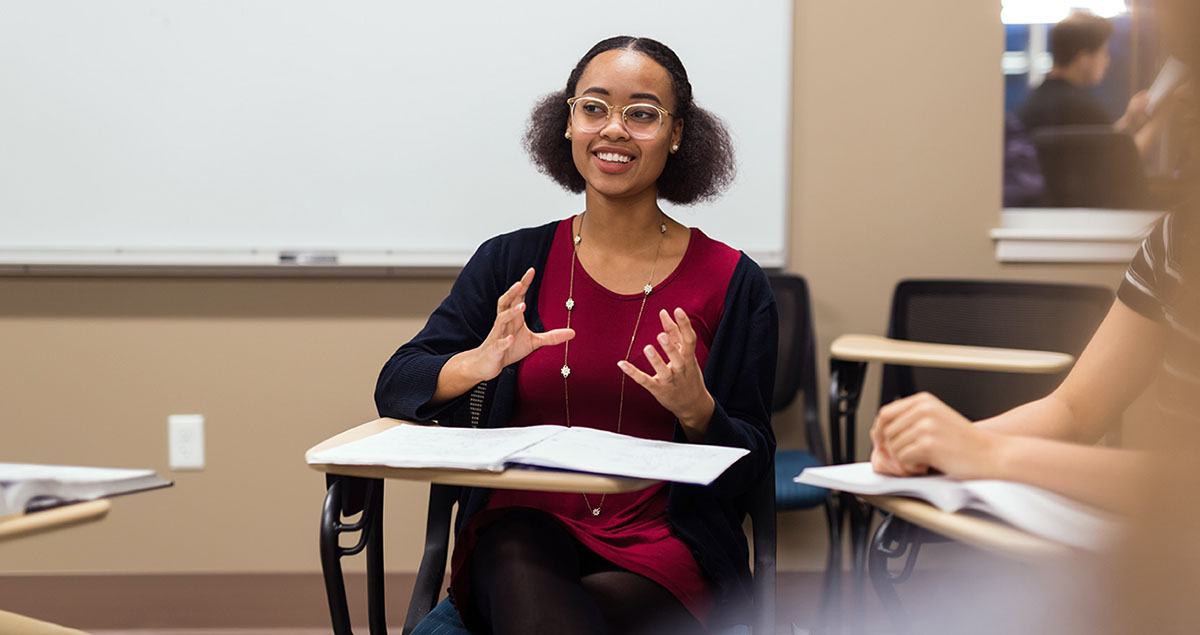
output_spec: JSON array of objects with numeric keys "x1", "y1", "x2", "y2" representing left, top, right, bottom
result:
[
  {"x1": 307, "y1": 418, "x2": 658, "y2": 494},
  {"x1": 861, "y1": 494, "x2": 1072, "y2": 561},
  {"x1": 831, "y1": 334, "x2": 1075, "y2": 374},
  {"x1": 0, "y1": 499, "x2": 111, "y2": 543}
]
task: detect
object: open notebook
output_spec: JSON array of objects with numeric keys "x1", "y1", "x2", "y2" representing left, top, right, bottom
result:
[
  {"x1": 797, "y1": 462, "x2": 1118, "y2": 550},
  {"x1": 1, "y1": 463, "x2": 172, "y2": 518},
  {"x1": 306, "y1": 423, "x2": 749, "y2": 486}
]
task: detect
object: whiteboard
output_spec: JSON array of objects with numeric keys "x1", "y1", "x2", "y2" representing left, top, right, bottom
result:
[{"x1": 0, "y1": 1, "x2": 790, "y2": 270}]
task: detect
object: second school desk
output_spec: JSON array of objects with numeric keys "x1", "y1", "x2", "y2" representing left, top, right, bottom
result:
[
  {"x1": 307, "y1": 418, "x2": 657, "y2": 635},
  {"x1": 827, "y1": 334, "x2": 1075, "y2": 629}
]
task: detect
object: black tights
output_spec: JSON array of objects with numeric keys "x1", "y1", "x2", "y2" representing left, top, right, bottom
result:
[{"x1": 468, "y1": 509, "x2": 705, "y2": 635}]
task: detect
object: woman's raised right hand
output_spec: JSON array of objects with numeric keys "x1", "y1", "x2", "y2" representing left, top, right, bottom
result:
[{"x1": 470, "y1": 267, "x2": 574, "y2": 380}]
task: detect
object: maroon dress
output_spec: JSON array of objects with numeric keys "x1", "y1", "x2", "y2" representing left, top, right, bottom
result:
[{"x1": 449, "y1": 217, "x2": 742, "y2": 628}]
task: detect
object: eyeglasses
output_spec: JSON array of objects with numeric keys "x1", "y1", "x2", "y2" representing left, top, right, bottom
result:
[{"x1": 566, "y1": 96, "x2": 674, "y2": 140}]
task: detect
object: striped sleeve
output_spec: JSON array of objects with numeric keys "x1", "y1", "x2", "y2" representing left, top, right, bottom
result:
[{"x1": 1117, "y1": 213, "x2": 1173, "y2": 323}]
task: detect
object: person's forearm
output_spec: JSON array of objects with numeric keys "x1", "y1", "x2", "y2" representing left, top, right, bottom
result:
[
  {"x1": 983, "y1": 434, "x2": 1150, "y2": 513},
  {"x1": 431, "y1": 349, "x2": 485, "y2": 406},
  {"x1": 973, "y1": 395, "x2": 1086, "y2": 442}
]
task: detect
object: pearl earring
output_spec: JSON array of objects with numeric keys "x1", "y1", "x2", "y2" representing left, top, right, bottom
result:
[
  {"x1": 565, "y1": 131, "x2": 572, "y2": 140},
  {"x1": 670, "y1": 143, "x2": 679, "y2": 153}
]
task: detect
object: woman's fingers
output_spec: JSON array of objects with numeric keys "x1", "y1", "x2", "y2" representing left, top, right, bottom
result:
[
  {"x1": 871, "y1": 445, "x2": 907, "y2": 476},
  {"x1": 672, "y1": 307, "x2": 697, "y2": 353},
  {"x1": 656, "y1": 332, "x2": 686, "y2": 368},
  {"x1": 617, "y1": 359, "x2": 655, "y2": 389},
  {"x1": 516, "y1": 267, "x2": 534, "y2": 304},
  {"x1": 876, "y1": 391, "x2": 928, "y2": 427},
  {"x1": 643, "y1": 344, "x2": 672, "y2": 378},
  {"x1": 532, "y1": 328, "x2": 575, "y2": 349},
  {"x1": 496, "y1": 268, "x2": 535, "y2": 314},
  {"x1": 882, "y1": 399, "x2": 933, "y2": 449},
  {"x1": 657, "y1": 308, "x2": 697, "y2": 354},
  {"x1": 493, "y1": 301, "x2": 526, "y2": 335},
  {"x1": 496, "y1": 279, "x2": 522, "y2": 314}
]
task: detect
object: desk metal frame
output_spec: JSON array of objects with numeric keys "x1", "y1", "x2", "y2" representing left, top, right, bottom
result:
[
  {"x1": 310, "y1": 419, "x2": 656, "y2": 635},
  {"x1": 826, "y1": 334, "x2": 1074, "y2": 632}
]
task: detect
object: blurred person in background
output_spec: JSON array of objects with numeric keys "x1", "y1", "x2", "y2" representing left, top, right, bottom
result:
[{"x1": 1018, "y1": 10, "x2": 1168, "y2": 155}]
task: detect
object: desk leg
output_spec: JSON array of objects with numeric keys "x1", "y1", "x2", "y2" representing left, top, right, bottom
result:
[
  {"x1": 321, "y1": 478, "x2": 353, "y2": 635},
  {"x1": 319, "y1": 476, "x2": 388, "y2": 635},
  {"x1": 868, "y1": 514, "x2": 922, "y2": 634},
  {"x1": 366, "y1": 481, "x2": 387, "y2": 635},
  {"x1": 830, "y1": 358, "x2": 869, "y2": 631},
  {"x1": 828, "y1": 359, "x2": 866, "y2": 467}
]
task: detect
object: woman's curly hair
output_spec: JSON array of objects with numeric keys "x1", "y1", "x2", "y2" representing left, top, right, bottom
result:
[{"x1": 524, "y1": 36, "x2": 736, "y2": 205}]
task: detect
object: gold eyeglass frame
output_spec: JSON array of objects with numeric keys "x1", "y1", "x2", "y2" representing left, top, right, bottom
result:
[{"x1": 566, "y1": 96, "x2": 675, "y2": 139}]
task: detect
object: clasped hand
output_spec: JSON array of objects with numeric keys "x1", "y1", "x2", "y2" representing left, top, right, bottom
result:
[{"x1": 869, "y1": 391, "x2": 1000, "y2": 479}]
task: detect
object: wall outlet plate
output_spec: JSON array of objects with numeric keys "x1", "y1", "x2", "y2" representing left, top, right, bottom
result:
[{"x1": 168, "y1": 414, "x2": 205, "y2": 470}]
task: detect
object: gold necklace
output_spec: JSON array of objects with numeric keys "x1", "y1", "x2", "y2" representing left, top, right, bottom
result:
[{"x1": 562, "y1": 211, "x2": 667, "y2": 517}]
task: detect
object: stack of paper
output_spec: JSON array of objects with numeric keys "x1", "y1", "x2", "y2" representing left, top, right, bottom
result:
[
  {"x1": 1, "y1": 463, "x2": 171, "y2": 517},
  {"x1": 797, "y1": 462, "x2": 1118, "y2": 550},
  {"x1": 306, "y1": 424, "x2": 750, "y2": 486}
]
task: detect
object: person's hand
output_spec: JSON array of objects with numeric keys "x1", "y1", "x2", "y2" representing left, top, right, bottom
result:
[
  {"x1": 1118, "y1": 90, "x2": 1151, "y2": 132},
  {"x1": 873, "y1": 392, "x2": 1002, "y2": 480},
  {"x1": 471, "y1": 268, "x2": 574, "y2": 380},
  {"x1": 869, "y1": 433, "x2": 914, "y2": 476},
  {"x1": 618, "y1": 307, "x2": 715, "y2": 435}
]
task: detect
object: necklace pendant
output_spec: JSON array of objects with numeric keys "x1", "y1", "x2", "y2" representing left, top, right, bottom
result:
[
  {"x1": 660, "y1": 223, "x2": 667, "y2": 233},
  {"x1": 573, "y1": 235, "x2": 581, "y2": 245},
  {"x1": 591, "y1": 507, "x2": 601, "y2": 517},
  {"x1": 643, "y1": 283, "x2": 653, "y2": 296},
  {"x1": 565, "y1": 297, "x2": 574, "y2": 311},
  {"x1": 561, "y1": 364, "x2": 571, "y2": 379}
]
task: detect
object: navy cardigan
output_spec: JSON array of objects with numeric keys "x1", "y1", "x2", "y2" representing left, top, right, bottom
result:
[{"x1": 375, "y1": 220, "x2": 777, "y2": 629}]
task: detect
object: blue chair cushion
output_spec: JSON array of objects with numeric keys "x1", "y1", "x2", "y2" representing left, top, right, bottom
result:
[
  {"x1": 775, "y1": 449, "x2": 827, "y2": 510},
  {"x1": 412, "y1": 595, "x2": 755, "y2": 634},
  {"x1": 410, "y1": 597, "x2": 473, "y2": 635}
]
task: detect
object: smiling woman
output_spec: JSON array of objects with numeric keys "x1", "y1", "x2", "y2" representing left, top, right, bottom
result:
[
  {"x1": 374, "y1": 35, "x2": 777, "y2": 635},
  {"x1": 527, "y1": 36, "x2": 736, "y2": 206}
]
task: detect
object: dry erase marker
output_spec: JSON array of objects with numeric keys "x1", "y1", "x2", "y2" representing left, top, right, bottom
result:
[{"x1": 279, "y1": 251, "x2": 338, "y2": 265}]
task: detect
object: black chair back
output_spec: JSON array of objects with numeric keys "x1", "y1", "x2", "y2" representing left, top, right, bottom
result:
[
  {"x1": 881, "y1": 280, "x2": 1113, "y2": 421},
  {"x1": 1031, "y1": 125, "x2": 1151, "y2": 209},
  {"x1": 768, "y1": 273, "x2": 826, "y2": 463}
]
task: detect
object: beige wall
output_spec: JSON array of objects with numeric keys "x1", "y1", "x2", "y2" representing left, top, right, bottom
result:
[{"x1": 3, "y1": 0, "x2": 1133, "y2": 575}]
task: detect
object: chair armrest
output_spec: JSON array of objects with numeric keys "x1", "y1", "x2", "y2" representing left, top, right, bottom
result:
[
  {"x1": 0, "y1": 499, "x2": 111, "y2": 543},
  {"x1": 830, "y1": 334, "x2": 1074, "y2": 374}
]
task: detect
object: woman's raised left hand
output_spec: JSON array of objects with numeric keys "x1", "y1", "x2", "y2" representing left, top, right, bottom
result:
[{"x1": 618, "y1": 307, "x2": 715, "y2": 439}]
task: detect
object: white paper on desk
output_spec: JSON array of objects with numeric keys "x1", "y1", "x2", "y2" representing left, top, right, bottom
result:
[
  {"x1": 306, "y1": 424, "x2": 562, "y2": 471},
  {"x1": 506, "y1": 426, "x2": 749, "y2": 485},
  {"x1": 0, "y1": 463, "x2": 170, "y2": 517},
  {"x1": 306, "y1": 424, "x2": 749, "y2": 485},
  {"x1": 797, "y1": 462, "x2": 1119, "y2": 551}
]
